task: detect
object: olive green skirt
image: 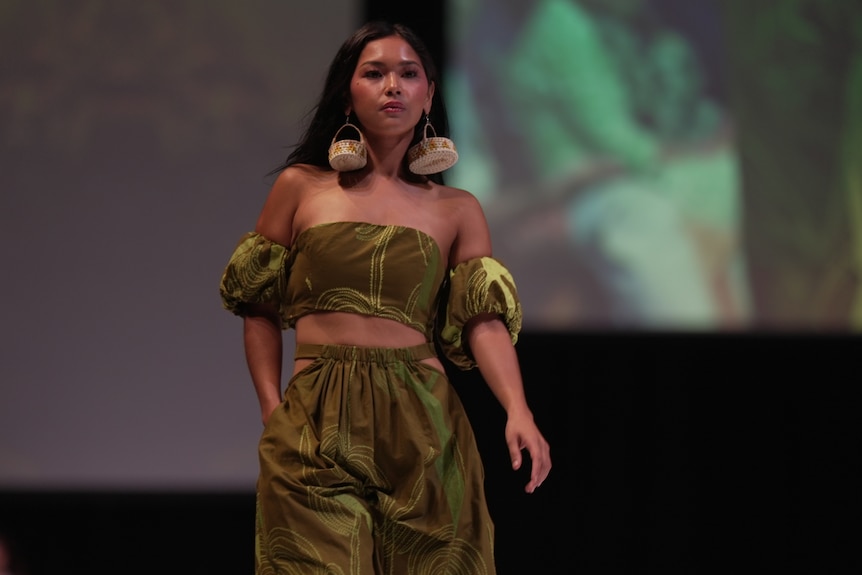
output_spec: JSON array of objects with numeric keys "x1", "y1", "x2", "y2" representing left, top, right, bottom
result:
[{"x1": 255, "y1": 343, "x2": 496, "y2": 575}]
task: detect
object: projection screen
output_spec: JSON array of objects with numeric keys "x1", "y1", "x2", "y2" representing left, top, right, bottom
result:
[
  {"x1": 2, "y1": 0, "x2": 860, "y2": 492},
  {"x1": 444, "y1": 0, "x2": 862, "y2": 332},
  {"x1": 0, "y1": 0, "x2": 359, "y2": 491}
]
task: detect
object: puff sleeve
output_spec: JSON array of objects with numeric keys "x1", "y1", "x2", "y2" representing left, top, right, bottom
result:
[
  {"x1": 437, "y1": 256, "x2": 523, "y2": 370},
  {"x1": 218, "y1": 231, "x2": 291, "y2": 327}
]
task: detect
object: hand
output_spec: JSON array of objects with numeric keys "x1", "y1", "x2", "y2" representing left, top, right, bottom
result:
[{"x1": 505, "y1": 411, "x2": 551, "y2": 493}]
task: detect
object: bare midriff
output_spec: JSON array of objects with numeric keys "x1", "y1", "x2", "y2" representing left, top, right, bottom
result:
[{"x1": 292, "y1": 311, "x2": 444, "y2": 374}]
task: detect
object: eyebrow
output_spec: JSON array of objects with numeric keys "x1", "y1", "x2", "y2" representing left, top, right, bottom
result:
[{"x1": 358, "y1": 59, "x2": 421, "y2": 68}]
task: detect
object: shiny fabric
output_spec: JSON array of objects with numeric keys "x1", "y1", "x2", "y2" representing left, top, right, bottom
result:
[
  {"x1": 287, "y1": 222, "x2": 444, "y2": 334},
  {"x1": 220, "y1": 223, "x2": 520, "y2": 572},
  {"x1": 255, "y1": 343, "x2": 496, "y2": 575},
  {"x1": 438, "y1": 257, "x2": 522, "y2": 369},
  {"x1": 219, "y1": 222, "x2": 522, "y2": 368}
]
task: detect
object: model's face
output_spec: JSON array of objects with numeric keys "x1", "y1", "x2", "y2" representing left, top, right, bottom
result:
[{"x1": 349, "y1": 35, "x2": 434, "y2": 137}]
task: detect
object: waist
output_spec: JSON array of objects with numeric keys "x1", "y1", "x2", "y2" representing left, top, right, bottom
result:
[
  {"x1": 295, "y1": 312, "x2": 430, "y2": 347},
  {"x1": 295, "y1": 342, "x2": 436, "y2": 363}
]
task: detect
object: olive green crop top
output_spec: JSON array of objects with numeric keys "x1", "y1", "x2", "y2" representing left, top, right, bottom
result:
[{"x1": 219, "y1": 221, "x2": 522, "y2": 369}]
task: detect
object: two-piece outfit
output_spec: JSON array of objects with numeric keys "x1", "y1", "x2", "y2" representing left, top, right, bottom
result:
[{"x1": 219, "y1": 221, "x2": 522, "y2": 575}]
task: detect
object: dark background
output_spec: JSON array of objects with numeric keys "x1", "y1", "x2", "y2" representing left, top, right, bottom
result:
[
  {"x1": 2, "y1": 333, "x2": 856, "y2": 573},
  {"x1": 1, "y1": 1, "x2": 857, "y2": 574}
]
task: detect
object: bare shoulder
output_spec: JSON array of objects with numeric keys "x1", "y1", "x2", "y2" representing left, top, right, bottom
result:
[
  {"x1": 433, "y1": 182, "x2": 485, "y2": 217},
  {"x1": 270, "y1": 164, "x2": 332, "y2": 195},
  {"x1": 256, "y1": 164, "x2": 335, "y2": 245},
  {"x1": 431, "y1": 183, "x2": 492, "y2": 264}
]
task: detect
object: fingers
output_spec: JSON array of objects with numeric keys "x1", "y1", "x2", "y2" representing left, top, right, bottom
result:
[
  {"x1": 508, "y1": 442, "x2": 523, "y2": 471},
  {"x1": 524, "y1": 440, "x2": 551, "y2": 494},
  {"x1": 507, "y1": 433, "x2": 552, "y2": 494}
]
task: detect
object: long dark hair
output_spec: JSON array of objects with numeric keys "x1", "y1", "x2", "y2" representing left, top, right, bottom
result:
[{"x1": 268, "y1": 21, "x2": 451, "y2": 185}]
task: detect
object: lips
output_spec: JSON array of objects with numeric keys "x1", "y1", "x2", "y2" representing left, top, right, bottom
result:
[{"x1": 381, "y1": 101, "x2": 405, "y2": 112}]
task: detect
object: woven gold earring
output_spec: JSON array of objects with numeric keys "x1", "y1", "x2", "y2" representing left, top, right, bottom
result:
[
  {"x1": 407, "y1": 114, "x2": 458, "y2": 175},
  {"x1": 328, "y1": 116, "x2": 367, "y2": 171}
]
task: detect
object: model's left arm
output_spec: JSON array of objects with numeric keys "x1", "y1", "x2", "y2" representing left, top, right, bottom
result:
[{"x1": 444, "y1": 192, "x2": 552, "y2": 494}]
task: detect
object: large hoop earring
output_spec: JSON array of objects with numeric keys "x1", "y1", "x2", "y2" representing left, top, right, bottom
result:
[
  {"x1": 328, "y1": 115, "x2": 367, "y2": 171},
  {"x1": 407, "y1": 114, "x2": 458, "y2": 175}
]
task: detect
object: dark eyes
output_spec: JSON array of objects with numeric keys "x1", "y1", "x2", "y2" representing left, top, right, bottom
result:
[{"x1": 362, "y1": 69, "x2": 421, "y2": 79}]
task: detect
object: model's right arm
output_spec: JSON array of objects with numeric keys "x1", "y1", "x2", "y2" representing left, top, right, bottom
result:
[
  {"x1": 243, "y1": 167, "x2": 302, "y2": 425},
  {"x1": 244, "y1": 303, "x2": 284, "y2": 426}
]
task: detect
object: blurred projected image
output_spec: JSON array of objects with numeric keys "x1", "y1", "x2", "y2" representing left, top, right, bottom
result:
[{"x1": 446, "y1": 0, "x2": 749, "y2": 330}]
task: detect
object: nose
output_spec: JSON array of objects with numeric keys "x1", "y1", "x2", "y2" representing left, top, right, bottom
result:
[{"x1": 385, "y1": 72, "x2": 401, "y2": 95}]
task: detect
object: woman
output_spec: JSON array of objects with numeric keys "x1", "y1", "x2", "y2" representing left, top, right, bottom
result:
[{"x1": 219, "y1": 20, "x2": 551, "y2": 574}]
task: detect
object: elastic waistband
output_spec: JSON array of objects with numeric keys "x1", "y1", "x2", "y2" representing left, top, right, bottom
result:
[{"x1": 295, "y1": 342, "x2": 436, "y2": 363}]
